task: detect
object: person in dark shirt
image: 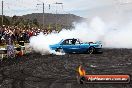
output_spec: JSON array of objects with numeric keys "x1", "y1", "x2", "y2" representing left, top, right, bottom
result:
[{"x1": 71, "y1": 38, "x2": 77, "y2": 45}]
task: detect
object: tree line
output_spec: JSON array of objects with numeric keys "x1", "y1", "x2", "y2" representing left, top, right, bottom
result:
[
  {"x1": 0, "y1": 15, "x2": 75, "y2": 31},
  {"x1": 0, "y1": 15, "x2": 39, "y2": 28}
]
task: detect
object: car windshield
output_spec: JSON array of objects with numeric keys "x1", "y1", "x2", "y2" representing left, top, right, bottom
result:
[{"x1": 59, "y1": 39, "x2": 64, "y2": 44}]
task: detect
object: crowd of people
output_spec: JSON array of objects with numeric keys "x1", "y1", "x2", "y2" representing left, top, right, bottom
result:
[{"x1": 0, "y1": 26, "x2": 59, "y2": 45}]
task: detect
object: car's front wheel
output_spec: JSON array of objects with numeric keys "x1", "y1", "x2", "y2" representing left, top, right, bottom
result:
[{"x1": 88, "y1": 47, "x2": 95, "y2": 54}]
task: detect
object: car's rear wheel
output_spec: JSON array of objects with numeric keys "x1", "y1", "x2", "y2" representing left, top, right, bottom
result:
[
  {"x1": 88, "y1": 47, "x2": 95, "y2": 54},
  {"x1": 56, "y1": 48, "x2": 64, "y2": 53}
]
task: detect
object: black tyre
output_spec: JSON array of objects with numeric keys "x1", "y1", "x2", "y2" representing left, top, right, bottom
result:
[
  {"x1": 88, "y1": 47, "x2": 95, "y2": 54},
  {"x1": 56, "y1": 48, "x2": 64, "y2": 53}
]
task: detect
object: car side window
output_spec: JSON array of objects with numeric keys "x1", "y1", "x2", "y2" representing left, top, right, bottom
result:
[
  {"x1": 69, "y1": 40, "x2": 73, "y2": 45},
  {"x1": 65, "y1": 40, "x2": 69, "y2": 44},
  {"x1": 75, "y1": 40, "x2": 80, "y2": 44},
  {"x1": 62, "y1": 39, "x2": 79, "y2": 45},
  {"x1": 62, "y1": 40, "x2": 69, "y2": 45},
  {"x1": 71, "y1": 39, "x2": 78, "y2": 45}
]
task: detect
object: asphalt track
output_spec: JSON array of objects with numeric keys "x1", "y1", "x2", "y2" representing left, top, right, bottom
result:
[{"x1": 0, "y1": 48, "x2": 132, "y2": 88}]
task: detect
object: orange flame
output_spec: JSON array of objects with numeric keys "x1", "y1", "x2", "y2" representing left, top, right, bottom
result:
[{"x1": 78, "y1": 66, "x2": 86, "y2": 76}]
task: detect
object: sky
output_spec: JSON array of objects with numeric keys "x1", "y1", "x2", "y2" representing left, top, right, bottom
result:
[{"x1": 0, "y1": 0, "x2": 132, "y2": 20}]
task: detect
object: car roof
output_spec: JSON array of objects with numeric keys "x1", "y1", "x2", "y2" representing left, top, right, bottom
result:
[{"x1": 65, "y1": 38, "x2": 78, "y2": 40}]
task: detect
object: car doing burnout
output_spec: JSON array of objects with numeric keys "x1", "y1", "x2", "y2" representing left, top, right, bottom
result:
[{"x1": 49, "y1": 38, "x2": 102, "y2": 54}]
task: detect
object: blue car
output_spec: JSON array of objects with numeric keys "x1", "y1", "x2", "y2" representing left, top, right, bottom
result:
[{"x1": 49, "y1": 38, "x2": 102, "y2": 54}]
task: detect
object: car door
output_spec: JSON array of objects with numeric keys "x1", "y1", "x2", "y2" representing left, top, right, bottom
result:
[
  {"x1": 69, "y1": 39, "x2": 81, "y2": 53},
  {"x1": 61, "y1": 39, "x2": 72, "y2": 53},
  {"x1": 62, "y1": 39, "x2": 81, "y2": 53}
]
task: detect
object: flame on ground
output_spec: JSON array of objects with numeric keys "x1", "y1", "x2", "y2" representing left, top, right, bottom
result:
[{"x1": 78, "y1": 66, "x2": 86, "y2": 76}]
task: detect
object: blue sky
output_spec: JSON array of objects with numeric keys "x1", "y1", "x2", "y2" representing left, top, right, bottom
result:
[{"x1": 0, "y1": 0, "x2": 132, "y2": 19}]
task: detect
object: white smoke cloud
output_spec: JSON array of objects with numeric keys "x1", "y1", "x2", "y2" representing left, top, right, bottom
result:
[
  {"x1": 104, "y1": 21, "x2": 132, "y2": 48},
  {"x1": 29, "y1": 16, "x2": 132, "y2": 54}
]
